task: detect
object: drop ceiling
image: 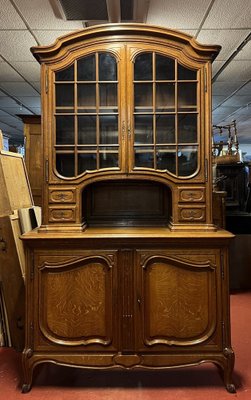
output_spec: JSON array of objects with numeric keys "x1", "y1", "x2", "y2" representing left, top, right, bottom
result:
[{"x1": 0, "y1": 0, "x2": 250, "y2": 144}]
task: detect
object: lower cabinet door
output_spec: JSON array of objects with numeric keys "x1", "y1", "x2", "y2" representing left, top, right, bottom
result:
[
  {"x1": 34, "y1": 250, "x2": 118, "y2": 351},
  {"x1": 135, "y1": 249, "x2": 221, "y2": 352}
]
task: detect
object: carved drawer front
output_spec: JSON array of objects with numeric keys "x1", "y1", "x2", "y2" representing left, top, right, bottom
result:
[
  {"x1": 49, "y1": 207, "x2": 76, "y2": 222},
  {"x1": 49, "y1": 189, "x2": 76, "y2": 203},
  {"x1": 178, "y1": 206, "x2": 206, "y2": 222},
  {"x1": 178, "y1": 188, "x2": 205, "y2": 203}
]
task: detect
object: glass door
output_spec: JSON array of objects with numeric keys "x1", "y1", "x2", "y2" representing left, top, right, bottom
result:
[
  {"x1": 54, "y1": 51, "x2": 120, "y2": 178},
  {"x1": 130, "y1": 51, "x2": 199, "y2": 178}
]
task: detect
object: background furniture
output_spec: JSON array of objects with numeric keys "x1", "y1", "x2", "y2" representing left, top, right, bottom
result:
[{"x1": 18, "y1": 115, "x2": 42, "y2": 207}]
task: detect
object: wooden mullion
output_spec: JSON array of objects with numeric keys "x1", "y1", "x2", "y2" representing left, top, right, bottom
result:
[
  {"x1": 96, "y1": 52, "x2": 100, "y2": 170},
  {"x1": 153, "y1": 52, "x2": 157, "y2": 170},
  {"x1": 74, "y1": 60, "x2": 78, "y2": 176},
  {"x1": 175, "y1": 59, "x2": 178, "y2": 176}
]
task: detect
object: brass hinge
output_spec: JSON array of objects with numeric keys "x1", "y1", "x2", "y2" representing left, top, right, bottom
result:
[
  {"x1": 204, "y1": 68, "x2": 207, "y2": 93},
  {"x1": 45, "y1": 69, "x2": 48, "y2": 93},
  {"x1": 222, "y1": 320, "x2": 226, "y2": 347},
  {"x1": 45, "y1": 159, "x2": 49, "y2": 183},
  {"x1": 30, "y1": 252, "x2": 34, "y2": 280},
  {"x1": 221, "y1": 253, "x2": 225, "y2": 279},
  {"x1": 205, "y1": 158, "x2": 208, "y2": 182},
  {"x1": 122, "y1": 120, "x2": 126, "y2": 141}
]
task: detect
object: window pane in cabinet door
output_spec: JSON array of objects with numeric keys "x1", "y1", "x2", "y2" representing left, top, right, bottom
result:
[
  {"x1": 56, "y1": 116, "x2": 74, "y2": 144},
  {"x1": 156, "y1": 115, "x2": 175, "y2": 143},
  {"x1": 77, "y1": 54, "x2": 96, "y2": 81},
  {"x1": 134, "y1": 147, "x2": 154, "y2": 168},
  {"x1": 134, "y1": 83, "x2": 153, "y2": 110},
  {"x1": 78, "y1": 154, "x2": 97, "y2": 173},
  {"x1": 178, "y1": 82, "x2": 197, "y2": 111},
  {"x1": 78, "y1": 84, "x2": 96, "y2": 108},
  {"x1": 178, "y1": 114, "x2": 197, "y2": 143},
  {"x1": 178, "y1": 146, "x2": 198, "y2": 176},
  {"x1": 156, "y1": 55, "x2": 175, "y2": 80},
  {"x1": 134, "y1": 53, "x2": 152, "y2": 80},
  {"x1": 156, "y1": 83, "x2": 175, "y2": 111},
  {"x1": 78, "y1": 116, "x2": 96, "y2": 144},
  {"x1": 156, "y1": 146, "x2": 176, "y2": 173},
  {"x1": 99, "y1": 83, "x2": 117, "y2": 109},
  {"x1": 55, "y1": 64, "x2": 74, "y2": 81},
  {"x1": 100, "y1": 115, "x2": 118, "y2": 144},
  {"x1": 99, "y1": 53, "x2": 117, "y2": 81},
  {"x1": 56, "y1": 84, "x2": 74, "y2": 107},
  {"x1": 178, "y1": 63, "x2": 197, "y2": 80},
  {"x1": 100, "y1": 152, "x2": 118, "y2": 168},
  {"x1": 134, "y1": 115, "x2": 153, "y2": 144},
  {"x1": 56, "y1": 153, "x2": 75, "y2": 177}
]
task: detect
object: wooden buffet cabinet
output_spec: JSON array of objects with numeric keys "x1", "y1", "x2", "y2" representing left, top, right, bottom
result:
[{"x1": 21, "y1": 24, "x2": 235, "y2": 393}]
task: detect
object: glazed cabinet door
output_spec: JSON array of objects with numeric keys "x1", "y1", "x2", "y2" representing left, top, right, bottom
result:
[
  {"x1": 126, "y1": 45, "x2": 204, "y2": 180},
  {"x1": 48, "y1": 44, "x2": 127, "y2": 181},
  {"x1": 135, "y1": 249, "x2": 222, "y2": 352},
  {"x1": 31, "y1": 250, "x2": 118, "y2": 352}
]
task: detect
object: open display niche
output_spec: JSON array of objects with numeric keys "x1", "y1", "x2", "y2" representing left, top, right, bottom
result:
[{"x1": 82, "y1": 179, "x2": 171, "y2": 227}]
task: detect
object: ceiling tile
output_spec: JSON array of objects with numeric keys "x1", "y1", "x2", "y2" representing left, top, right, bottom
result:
[
  {"x1": 197, "y1": 30, "x2": 250, "y2": 60},
  {"x1": 0, "y1": 82, "x2": 39, "y2": 97},
  {"x1": 0, "y1": 106, "x2": 32, "y2": 116},
  {"x1": 212, "y1": 60, "x2": 225, "y2": 76},
  {"x1": 16, "y1": 96, "x2": 41, "y2": 108},
  {"x1": 30, "y1": 82, "x2": 41, "y2": 92},
  {"x1": 203, "y1": 0, "x2": 251, "y2": 29},
  {"x1": 236, "y1": 81, "x2": 251, "y2": 95},
  {"x1": 10, "y1": 61, "x2": 41, "y2": 82},
  {"x1": 215, "y1": 60, "x2": 251, "y2": 82},
  {"x1": 0, "y1": 31, "x2": 37, "y2": 62},
  {"x1": 14, "y1": 0, "x2": 83, "y2": 30},
  {"x1": 0, "y1": 121, "x2": 23, "y2": 133},
  {"x1": 0, "y1": 115, "x2": 23, "y2": 126},
  {"x1": 235, "y1": 40, "x2": 251, "y2": 61},
  {"x1": 33, "y1": 30, "x2": 81, "y2": 46},
  {"x1": 0, "y1": 90, "x2": 8, "y2": 96},
  {"x1": 0, "y1": 61, "x2": 24, "y2": 82},
  {"x1": 212, "y1": 96, "x2": 226, "y2": 108},
  {"x1": 0, "y1": 0, "x2": 26, "y2": 29},
  {"x1": 213, "y1": 105, "x2": 238, "y2": 116},
  {"x1": 222, "y1": 95, "x2": 251, "y2": 108},
  {"x1": 212, "y1": 81, "x2": 243, "y2": 96},
  {"x1": 0, "y1": 97, "x2": 19, "y2": 107},
  {"x1": 28, "y1": 107, "x2": 41, "y2": 114},
  {"x1": 146, "y1": 0, "x2": 210, "y2": 29}
]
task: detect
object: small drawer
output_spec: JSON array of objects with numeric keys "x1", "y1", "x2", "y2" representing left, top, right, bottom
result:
[
  {"x1": 49, "y1": 207, "x2": 76, "y2": 222},
  {"x1": 49, "y1": 189, "x2": 76, "y2": 203},
  {"x1": 178, "y1": 206, "x2": 206, "y2": 222},
  {"x1": 178, "y1": 188, "x2": 205, "y2": 203}
]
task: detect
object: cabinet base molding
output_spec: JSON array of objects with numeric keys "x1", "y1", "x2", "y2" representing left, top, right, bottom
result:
[{"x1": 21, "y1": 351, "x2": 236, "y2": 393}]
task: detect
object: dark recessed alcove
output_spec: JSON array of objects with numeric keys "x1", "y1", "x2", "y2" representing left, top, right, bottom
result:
[{"x1": 82, "y1": 180, "x2": 171, "y2": 227}]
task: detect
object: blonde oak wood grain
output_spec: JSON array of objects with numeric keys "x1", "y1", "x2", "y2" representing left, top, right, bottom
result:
[{"x1": 21, "y1": 24, "x2": 235, "y2": 394}]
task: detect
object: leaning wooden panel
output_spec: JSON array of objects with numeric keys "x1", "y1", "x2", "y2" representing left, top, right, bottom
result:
[
  {"x1": 0, "y1": 214, "x2": 25, "y2": 351},
  {"x1": 0, "y1": 151, "x2": 33, "y2": 217}
]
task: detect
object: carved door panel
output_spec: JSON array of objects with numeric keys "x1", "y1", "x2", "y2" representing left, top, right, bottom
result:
[
  {"x1": 135, "y1": 250, "x2": 221, "y2": 352},
  {"x1": 34, "y1": 251, "x2": 118, "y2": 351}
]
